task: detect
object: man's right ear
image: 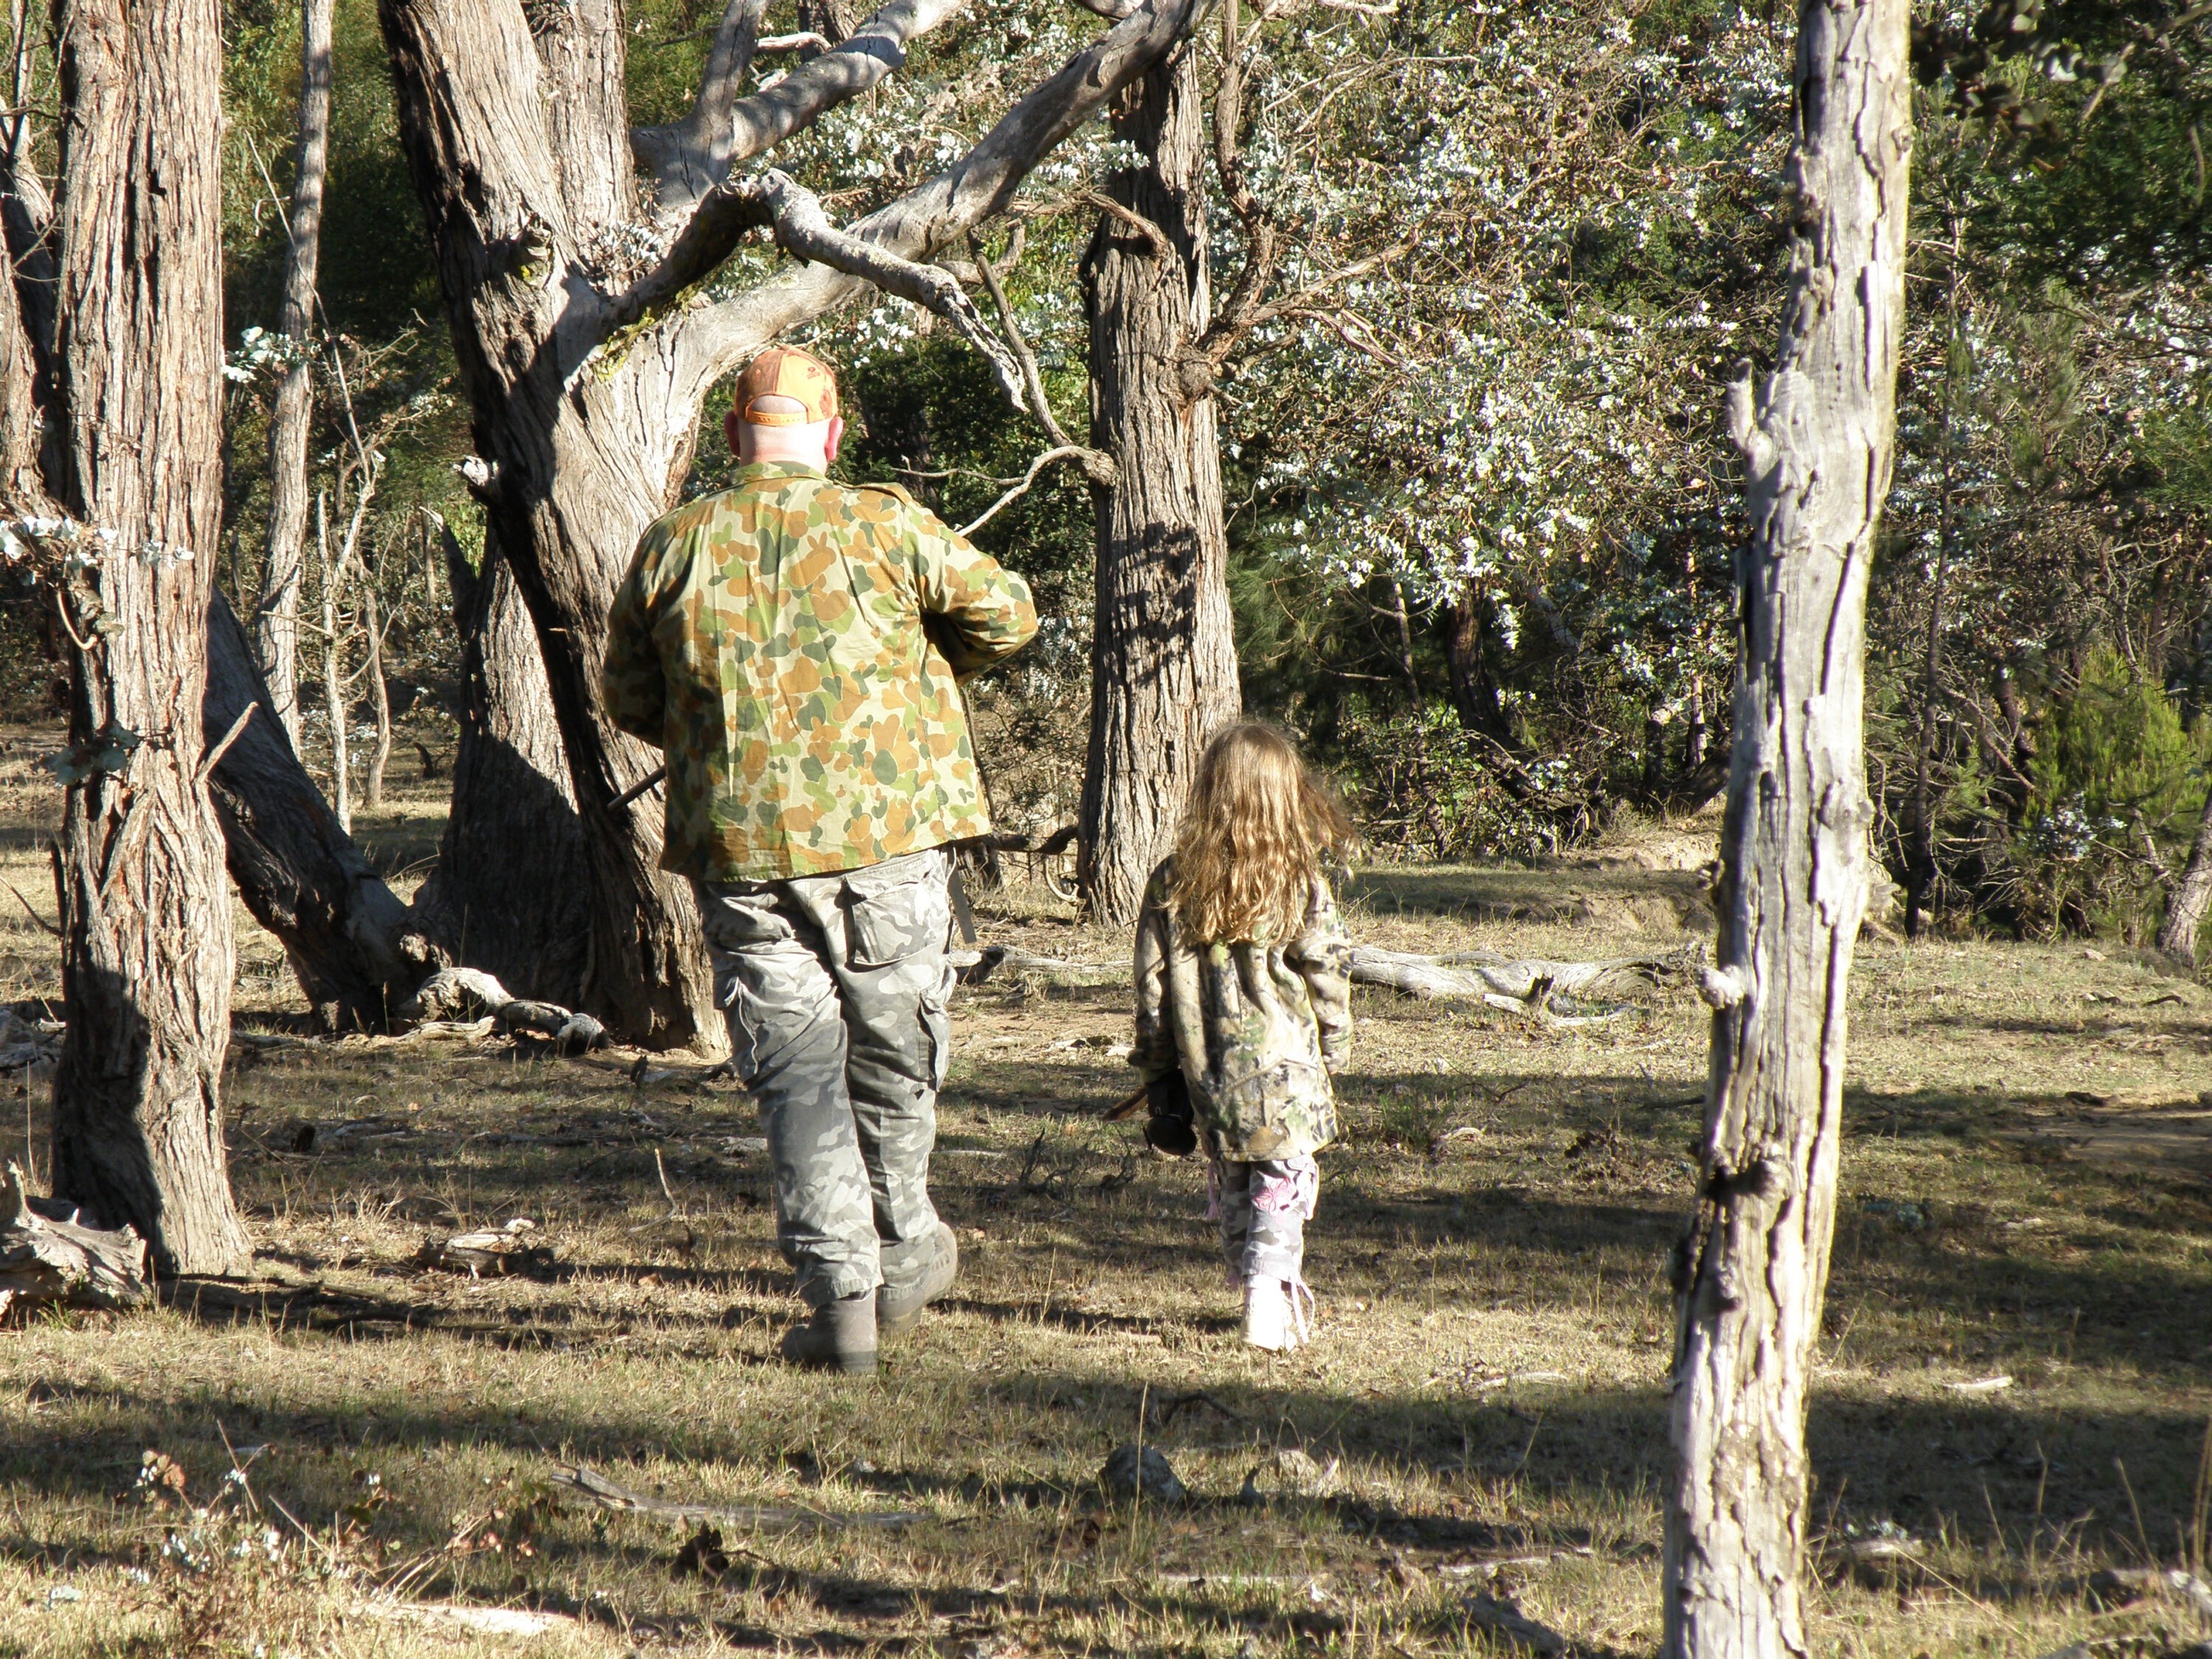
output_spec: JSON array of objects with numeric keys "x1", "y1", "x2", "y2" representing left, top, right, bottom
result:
[{"x1": 723, "y1": 409, "x2": 745, "y2": 456}]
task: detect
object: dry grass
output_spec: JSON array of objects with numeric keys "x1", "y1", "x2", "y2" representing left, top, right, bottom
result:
[{"x1": 1, "y1": 728, "x2": 2210, "y2": 1657}]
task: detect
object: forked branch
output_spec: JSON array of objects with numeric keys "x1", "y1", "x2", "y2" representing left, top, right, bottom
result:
[
  {"x1": 631, "y1": 0, "x2": 770, "y2": 218},
  {"x1": 722, "y1": 0, "x2": 968, "y2": 168},
  {"x1": 752, "y1": 173, "x2": 1028, "y2": 403},
  {"x1": 674, "y1": 0, "x2": 1208, "y2": 389}
]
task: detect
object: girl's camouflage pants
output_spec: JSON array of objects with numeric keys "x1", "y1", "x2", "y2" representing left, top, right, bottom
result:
[
  {"x1": 1215, "y1": 1155, "x2": 1319, "y2": 1286},
  {"x1": 694, "y1": 846, "x2": 955, "y2": 1309}
]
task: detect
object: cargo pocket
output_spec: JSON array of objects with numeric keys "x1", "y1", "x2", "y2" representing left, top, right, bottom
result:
[
  {"x1": 695, "y1": 883, "x2": 793, "y2": 952},
  {"x1": 843, "y1": 852, "x2": 953, "y2": 970},
  {"x1": 920, "y1": 960, "x2": 954, "y2": 1090}
]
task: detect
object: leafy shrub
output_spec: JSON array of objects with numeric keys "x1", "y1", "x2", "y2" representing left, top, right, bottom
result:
[{"x1": 2003, "y1": 650, "x2": 2211, "y2": 939}]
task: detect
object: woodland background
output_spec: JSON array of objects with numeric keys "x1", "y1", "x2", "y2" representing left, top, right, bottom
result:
[
  {"x1": 2, "y1": 0, "x2": 2201, "y2": 948},
  {"x1": 3, "y1": 4, "x2": 2212, "y2": 1655}
]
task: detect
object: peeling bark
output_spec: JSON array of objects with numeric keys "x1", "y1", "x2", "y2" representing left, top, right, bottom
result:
[{"x1": 1660, "y1": 2, "x2": 1912, "y2": 1655}]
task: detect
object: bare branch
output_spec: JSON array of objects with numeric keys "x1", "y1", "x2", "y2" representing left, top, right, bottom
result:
[
  {"x1": 754, "y1": 171, "x2": 1026, "y2": 404},
  {"x1": 632, "y1": 0, "x2": 770, "y2": 219},
  {"x1": 1066, "y1": 0, "x2": 1138, "y2": 15},
  {"x1": 967, "y1": 232, "x2": 1062, "y2": 444},
  {"x1": 606, "y1": 0, "x2": 970, "y2": 322},
  {"x1": 665, "y1": 0, "x2": 1208, "y2": 392},
  {"x1": 1214, "y1": 241, "x2": 1409, "y2": 345},
  {"x1": 1081, "y1": 188, "x2": 1174, "y2": 262},
  {"x1": 958, "y1": 445, "x2": 1103, "y2": 536},
  {"x1": 723, "y1": 0, "x2": 968, "y2": 166},
  {"x1": 1198, "y1": 0, "x2": 1281, "y2": 363},
  {"x1": 965, "y1": 229, "x2": 1116, "y2": 482},
  {"x1": 934, "y1": 219, "x2": 1023, "y2": 288}
]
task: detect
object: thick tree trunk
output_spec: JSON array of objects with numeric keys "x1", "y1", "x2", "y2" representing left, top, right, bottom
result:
[
  {"x1": 2157, "y1": 787, "x2": 2212, "y2": 963},
  {"x1": 204, "y1": 590, "x2": 438, "y2": 1031},
  {"x1": 1660, "y1": 4, "x2": 1910, "y2": 1656},
  {"x1": 1077, "y1": 52, "x2": 1241, "y2": 928},
  {"x1": 45, "y1": 0, "x2": 251, "y2": 1276},
  {"x1": 411, "y1": 529, "x2": 594, "y2": 1006},
  {"x1": 255, "y1": 0, "x2": 333, "y2": 746},
  {"x1": 379, "y1": 0, "x2": 717, "y2": 1048}
]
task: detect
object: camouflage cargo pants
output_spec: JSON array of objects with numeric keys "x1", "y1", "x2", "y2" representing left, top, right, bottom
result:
[
  {"x1": 694, "y1": 846, "x2": 955, "y2": 1308},
  {"x1": 1215, "y1": 1155, "x2": 1319, "y2": 1285}
]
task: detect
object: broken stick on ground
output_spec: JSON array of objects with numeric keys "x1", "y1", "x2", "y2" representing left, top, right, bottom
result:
[{"x1": 549, "y1": 1464, "x2": 922, "y2": 1532}]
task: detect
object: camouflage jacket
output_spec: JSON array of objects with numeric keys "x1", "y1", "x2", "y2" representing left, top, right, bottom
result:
[
  {"x1": 1130, "y1": 859, "x2": 1352, "y2": 1162},
  {"x1": 603, "y1": 462, "x2": 1037, "y2": 881}
]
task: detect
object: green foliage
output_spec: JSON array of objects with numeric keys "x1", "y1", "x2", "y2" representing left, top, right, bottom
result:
[
  {"x1": 2032, "y1": 648, "x2": 2209, "y2": 832},
  {"x1": 2000, "y1": 651, "x2": 2212, "y2": 940}
]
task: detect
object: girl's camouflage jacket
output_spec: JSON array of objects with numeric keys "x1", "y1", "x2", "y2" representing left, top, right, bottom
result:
[{"x1": 1130, "y1": 860, "x2": 1352, "y2": 1163}]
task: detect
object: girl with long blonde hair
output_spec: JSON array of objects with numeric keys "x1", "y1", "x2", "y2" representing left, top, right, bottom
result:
[{"x1": 1130, "y1": 722, "x2": 1354, "y2": 1352}]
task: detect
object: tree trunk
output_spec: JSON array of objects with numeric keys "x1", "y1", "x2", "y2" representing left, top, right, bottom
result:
[
  {"x1": 363, "y1": 581, "x2": 391, "y2": 810},
  {"x1": 1443, "y1": 592, "x2": 1555, "y2": 804},
  {"x1": 1077, "y1": 50, "x2": 1241, "y2": 928},
  {"x1": 203, "y1": 589, "x2": 439, "y2": 1032},
  {"x1": 254, "y1": 0, "x2": 333, "y2": 748},
  {"x1": 1661, "y1": 4, "x2": 1910, "y2": 1655},
  {"x1": 410, "y1": 526, "x2": 594, "y2": 1006},
  {"x1": 379, "y1": 0, "x2": 717, "y2": 1048},
  {"x1": 2157, "y1": 786, "x2": 2212, "y2": 963},
  {"x1": 45, "y1": 0, "x2": 251, "y2": 1276},
  {"x1": 319, "y1": 491, "x2": 351, "y2": 830}
]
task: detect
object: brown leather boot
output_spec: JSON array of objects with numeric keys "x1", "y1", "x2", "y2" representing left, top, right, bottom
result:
[
  {"x1": 877, "y1": 1223, "x2": 959, "y2": 1340},
  {"x1": 779, "y1": 1290, "x2": 878, "y2": 1374}
]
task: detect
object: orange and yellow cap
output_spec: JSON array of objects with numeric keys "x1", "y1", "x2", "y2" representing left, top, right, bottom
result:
[{"x1": 734, "y1": 347, "x2": 839, "y2": 426}]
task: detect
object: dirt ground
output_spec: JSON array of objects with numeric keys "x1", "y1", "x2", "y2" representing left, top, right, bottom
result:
[{"x1": 1, "y1": 726, "x2": 2211, "y2": 1658}]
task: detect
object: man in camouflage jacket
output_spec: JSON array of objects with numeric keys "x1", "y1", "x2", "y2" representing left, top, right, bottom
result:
[{"x1": 605, "y1": 347, "x2": 1037, "y2": 1373}]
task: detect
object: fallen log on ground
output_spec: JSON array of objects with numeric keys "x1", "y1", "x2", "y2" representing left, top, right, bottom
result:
[
  {"x1": 950, "y1": 942, "x2": 1696, "y2": 1014},
  {"x1": 416, "y1": 1217, "x2": 555, "y2": 1279},
  {"x1": 0, "y1": 1161, "x2": 150, "y2": 1315},
  {"x1": 1346, "y1": 945, "x2": 1698, "y2": 1003},
  {"x1": 956, "y1": 945, "x2": 1123, "y2": 986},
  {"x1": 549, "y1": 1464, "x2": 922, "y2": 1531},
  {"x1": 400, "y1": 967, "x2": 608, "y2": 1053}
]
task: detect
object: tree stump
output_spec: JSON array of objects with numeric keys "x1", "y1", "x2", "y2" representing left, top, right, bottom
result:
[{"x1": 0, "y1": 1161, "x2": 150, "y2": 1317}]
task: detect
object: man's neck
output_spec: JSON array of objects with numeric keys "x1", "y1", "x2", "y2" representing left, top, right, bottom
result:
[{"x1": 741, "y1": 450, "x2": 827, "y2": 470}]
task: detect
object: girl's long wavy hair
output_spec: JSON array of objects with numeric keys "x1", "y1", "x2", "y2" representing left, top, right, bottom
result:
[{"x1": 1167, "y1": 723, "x2": 1354, "y2": 945}]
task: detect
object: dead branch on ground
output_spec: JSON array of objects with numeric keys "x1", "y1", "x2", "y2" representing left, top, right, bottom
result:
[
  {"x1": 549, "y1": 1464, "x2": 922, "y2": 1531},
  {"x1": 1345, "y1": 943, "x2": 1697, "y2": 1002},
  {"x1": 0, "y1": 1161, "x2": 151, "y2": 1316},
  {"x1": 400, "y1": 966, "x2": 609, "y2": 1053}
]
